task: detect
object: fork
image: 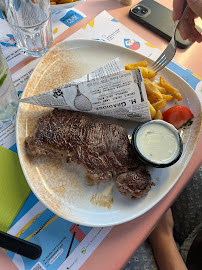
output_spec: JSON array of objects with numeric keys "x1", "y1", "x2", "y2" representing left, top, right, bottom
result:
[{"x1": 152, "y1": 1, "x2": 189, "y2": 73}]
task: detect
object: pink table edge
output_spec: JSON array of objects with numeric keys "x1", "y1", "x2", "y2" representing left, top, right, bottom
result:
[{"x1": 0, "y1": 249, "x2": 18, "y2": 270}]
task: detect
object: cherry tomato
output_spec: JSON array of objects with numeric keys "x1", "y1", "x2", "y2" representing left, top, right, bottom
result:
[{"x1": 162, "y1": 106, "x2": 194, "y2": 129}]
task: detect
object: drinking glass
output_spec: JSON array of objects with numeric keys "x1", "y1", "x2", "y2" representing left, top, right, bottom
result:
[
  {"x1": 0, "y1": 47, "x2": 19, "y2": 125},
  {"x1": 1, "y1": 0, "x2": 53, "y2": 57}
]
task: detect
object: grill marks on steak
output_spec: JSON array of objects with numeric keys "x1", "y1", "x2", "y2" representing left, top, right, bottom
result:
[{"x1": 25, "y1": 109, "x2": 140, "y2": 182}]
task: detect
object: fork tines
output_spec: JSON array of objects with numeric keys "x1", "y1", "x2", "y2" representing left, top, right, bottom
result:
[
  {"x1": 152, "y1": 54, "x2": 166, "y2": 72},
  {"x1": 152, "y1": 53, "x2": 173, "y2": 73}
]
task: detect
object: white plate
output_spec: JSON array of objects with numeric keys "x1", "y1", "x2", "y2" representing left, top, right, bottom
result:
[
  {"x1": 16, "y1": 40, "x2": 202, "y2": 227},
  {"x1": 50, "y1": 0, "x2": 85, "y2": 11}
]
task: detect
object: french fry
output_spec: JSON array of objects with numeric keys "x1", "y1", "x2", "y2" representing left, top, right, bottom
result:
[
  {"x1": 174, "y1": 92, "x2": 183, "y2": 101},
  {"x1": 125, "y1": 61, "x2": 148, "y2": 70},
  {"x1": 153, "y1": 110, "x2": 163, "y2": 120},
  {"x1": 162, "y1": 94, "x2": 173, "y2": 101},
  {"x1": 160, "y1": 77, "x2": 183, "y2": 101},
  {"x1": 146, "y1": 82, "x2": 166, "y2": 103},
  {"x1": 144, "y1": 78, "x2": 163, "y2": 100},
  {"x1": 140, "y1": 67, "x2": 157, "y2": 79},
  {"x1": 58, "y1": 0, "x2": 73, "y2": 3},
  {"x1": 147, "y1": 94, "x2": 159, "y2": 104},
  {"x1": 151, "y1": 99, "x2": 167, "y2": 111},
  {"x1": 151, "y1": 83, "x2": 166, "y2": 94},
  {"x1": 148, "y1": 101, "x2": 156, "y2": 118},
  {"x1": 125, "y1": 66, "x2": 157, "y2": 79},
  {"x1": 125, "y1": 63, "x2": 183, "y2": 119},
  {"x1": 50, "y1": 0, "x2": 79, "y2": 4}
]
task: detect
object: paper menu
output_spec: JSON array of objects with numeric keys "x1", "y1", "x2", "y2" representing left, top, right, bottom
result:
[{"x1": 7, "y1": 200, "x2": 112, "y2": 270}]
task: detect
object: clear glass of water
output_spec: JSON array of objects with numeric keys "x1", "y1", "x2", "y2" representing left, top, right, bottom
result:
[
  {"x1": 0, "y1": 47, "x2": 19, "y2": 125},
  {"x1": 2, "y1": 0, "x2": 53, "y2": 57}
]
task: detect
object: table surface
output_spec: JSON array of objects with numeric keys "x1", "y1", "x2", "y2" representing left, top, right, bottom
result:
[{"x1": 1, "y1": 0, "x2": 202, "y2": 269}]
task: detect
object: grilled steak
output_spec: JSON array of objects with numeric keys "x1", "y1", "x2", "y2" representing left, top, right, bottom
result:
[
  {"x1": 116, "y1": 167, "x2": 154, "y2": 199},
  {"x1": 25, "y1": 109, "x2": 141, "y2": 182}
]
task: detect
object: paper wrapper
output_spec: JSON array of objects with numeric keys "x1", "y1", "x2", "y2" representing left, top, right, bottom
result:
[{"x1": 20, "y1": 58, "x2": 151, "y2": 122}]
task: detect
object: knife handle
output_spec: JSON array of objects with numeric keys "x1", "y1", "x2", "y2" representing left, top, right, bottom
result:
[{"x1": 0, "y1": 231, "x2": 42, "y2": 260}]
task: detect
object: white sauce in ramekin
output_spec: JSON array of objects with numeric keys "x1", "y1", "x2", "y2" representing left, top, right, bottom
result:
[{"x1": 136, "y1": 121, "x2": 180, "y2": 164}]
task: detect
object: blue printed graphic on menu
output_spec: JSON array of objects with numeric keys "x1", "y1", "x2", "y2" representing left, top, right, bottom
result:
[
  {"x1": 0, "y1": 34, "x2": 16, "y2": 47},
  {"x1": 0, "y1": 11, "x2": 4, "y2": 19},
  {"x1": 93, "y1": 38, "x2": 106, "y2": 42},
  {"x1": 167, "y1": 61, "x2": 200, "y2": 89},
  {"x1": 9, "y1": 143, "x2": 17, "y2": 153},
  {"x1": 111, "y1": 18, "x2": 118, "y2": 22},
  {"x1": 60, "y1": 10, "x2": 84, "y2": 27},
  {"x1": 7, "y1": 208, "x2": 92, "y2": 270},
  {"x1": 13, "y1": 0, "x2": 21, "y2": 11}
]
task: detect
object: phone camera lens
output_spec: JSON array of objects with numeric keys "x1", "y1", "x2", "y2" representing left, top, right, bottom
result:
[
  {"x1": 133, "y1": 6, "x2": 148, "y2": 17},
  {"x1": 132, "y1": 5, "x2": 148, "y2": 16},
  {"x1": 133, "y1": 7, "x2": 141, "y2": 13},
  {"x1": 141, "y1": 8, "x2": 148, "y2": 14}
]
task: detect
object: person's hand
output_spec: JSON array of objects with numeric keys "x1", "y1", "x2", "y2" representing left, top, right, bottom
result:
[{"x1": 173, "y1": 0, "x2": 202, "y2": 43}]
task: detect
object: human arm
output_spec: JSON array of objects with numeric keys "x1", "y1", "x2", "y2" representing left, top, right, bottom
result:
[{"x1": 148, "y1": 209, "x2": 188, "y2": 270}]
